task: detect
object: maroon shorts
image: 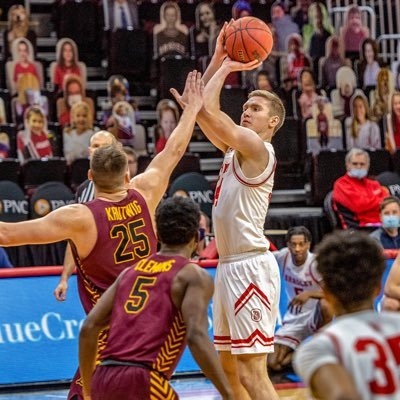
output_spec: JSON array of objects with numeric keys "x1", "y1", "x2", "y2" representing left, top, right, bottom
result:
[{"x1": 91, "y1": 365, "x2": 178, "y2": 400}]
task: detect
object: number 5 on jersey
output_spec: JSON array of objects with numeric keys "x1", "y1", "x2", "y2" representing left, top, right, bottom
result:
[
  {"x1": 110, "y1": 218, "x2": 151, "y2": 264},
  {"x1": 124, "y1": 276, "x2": 157, "y2": 314}
]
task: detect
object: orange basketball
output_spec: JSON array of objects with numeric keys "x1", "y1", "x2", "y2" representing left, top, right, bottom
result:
[{"x1": 224, "y1": 17, "x2": 273, "y2": 63}]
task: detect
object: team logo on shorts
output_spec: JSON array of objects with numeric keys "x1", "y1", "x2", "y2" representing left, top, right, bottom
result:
[{"x1": 251, "y1": 308, "x2": 262, "y2": 322}]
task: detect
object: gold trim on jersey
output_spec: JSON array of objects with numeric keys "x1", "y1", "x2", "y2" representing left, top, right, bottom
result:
[
  {"x1": 149, "y1": 371, "x2": 177, "y2": 400},
  {"x1": 152, "y1": 312, "x2": 186, "y2": 375}
]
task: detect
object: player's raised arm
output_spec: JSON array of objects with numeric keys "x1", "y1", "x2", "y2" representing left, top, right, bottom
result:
[
  {"x1": 130, "y1": 70, "x2": 203, "y2": 212},
  {"x1": 173, "y1": 264, "x2": 233, "y2": 400}
]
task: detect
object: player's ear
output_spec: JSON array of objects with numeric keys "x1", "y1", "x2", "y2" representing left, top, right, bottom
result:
[
  {"x1": 124, "y1": 169, "x2": 130, "y2": 183},
  {"x1": 269, "y1": 115, "x2": 280, "y2": 129},
  {"x1": 88, "y1": 169, "x2": 93, "y2": 181}
]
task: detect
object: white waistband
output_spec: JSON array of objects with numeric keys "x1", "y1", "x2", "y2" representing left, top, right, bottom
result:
[{"x1": 219, "y1": 250, "x2": 268, "y2": 264}]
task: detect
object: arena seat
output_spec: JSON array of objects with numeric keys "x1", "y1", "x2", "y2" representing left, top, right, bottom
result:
[
  {"x1": 311, "y1": 150, "x2": 347, "y2": 205},
  {"x1": 107, "y1": 29, "x2": 148, "y2": 80},
  {"x1": 220, "y1": 87, "x2": 248, "y2": 125},
  {"x1": 169, "y1": 172, "x2": 213, "y2": 217},
  {"x1": 0, "y1": 158, "x2": 20, "y2": 184},
  {"x1": 323, "y1": 190, "x2": 340, "y2": 229},
  {"x1": 158, "y1": 55, "x2": 196, "y2": 99},
  {"x1": 69, "y1": 157, "x2": 90, "y2": 191},
  {"x1": 22, "y1": 157, "x2": 67, "y2": 192},
  {"x1": 0, "y1": 181, "x2": 28, "y2": 222},
  {"x1": 367, "y1": 149, "x2": 392, "y2": 177},
  {"x1": 170, "y1": 153, "x2": 201, "y2": 183},
  {"x1": 30, "y1": 181, "x2": 74, "y2": 219}
]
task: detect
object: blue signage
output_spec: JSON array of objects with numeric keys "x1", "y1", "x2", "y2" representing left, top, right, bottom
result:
[{"x1": 0, "y1": 259, "x2": 392, "y2": 385}]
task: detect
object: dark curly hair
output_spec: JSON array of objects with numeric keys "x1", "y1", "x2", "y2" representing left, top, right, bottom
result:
[
  {"x1": 156, "y1": 197, "x2": 200, "y2": 246},
  {"x1": 285, "y1": 226, "x2": 312, "y2": 243},
  {"x1": 315, "y1": 231, "x2": 385, "y2": 308}
]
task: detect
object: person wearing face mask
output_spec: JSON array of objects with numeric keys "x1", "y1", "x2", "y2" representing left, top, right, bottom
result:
[
  {"x1": 332, "y1": 148, "x2": 388, "y2": 229},
  {"x1": 370, "y1": 196, "x2": 400, "y2": 249},
  {"x1": 57, "y1": 74, "x2": 94, "y2": 128}
]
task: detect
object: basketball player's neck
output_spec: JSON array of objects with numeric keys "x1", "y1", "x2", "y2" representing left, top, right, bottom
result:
[
  {"x1": 159, "y1": 244, "x2": 195, "y2": 260},
  {"x1": 259, "y1": 129, "x2": 273, "y2": 143},
  {"x1": 95, "y1": 187, "x2": 128, "y2": 201},
  {"x1": 333, "y1": 300, "x2": 375, "y2": 317}
]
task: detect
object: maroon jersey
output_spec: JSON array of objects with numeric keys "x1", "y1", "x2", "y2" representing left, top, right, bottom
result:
[
  {"x1": 72, "y1": 189, "x2": 158, "y2": 314},
  {"x1": 101, "y1": 254, "x2": 189, "y2": 379}
]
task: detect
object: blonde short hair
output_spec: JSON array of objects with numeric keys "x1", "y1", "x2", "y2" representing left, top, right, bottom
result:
[{"x1": 248, "y1": 90, "x2": 286, "y2": 133}]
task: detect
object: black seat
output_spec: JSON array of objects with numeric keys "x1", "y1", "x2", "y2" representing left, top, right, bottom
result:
[
  {"x1": 220, "y1": 87, "x2": 248, "y2": 125},
  {"x1": 22, "y1": 157, "x2": 67, "y2": 192},
  {"x1": 311, "y1": 150, "x2": 347, "y2": 205},
  {"x1": 323, "y1": 190, "x2": 340, "y2": 230},
  {"x1": 169, "y1": 172, "x2": 213, "y2": 217},
  {"x1": 69, "y1": 158, "x2": 90, "y2": 191},
  {"x1": 30, "y1": 181, "x2": 74, "y2": 219},
  {"x1": 0, "y1": 158, "x2": 20, "y2": 183},
  {"x1": 159, "y1": 55, "x2": 196, "y2": 99},
  {"x1": 170, "y1": 154, "x2": 201, "y2": 183},
  {"x1": 0, "y1": 180, "x2": 28, "y2": 222},
  {"x1": 367, "y1": 149, "x2": 392, "y2": 177},
  {"x1": 107, "y1": 29, "x2": 148, "y2": 80}
]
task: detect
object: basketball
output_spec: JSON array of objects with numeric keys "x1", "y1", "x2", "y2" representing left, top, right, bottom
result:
[{"x1": 224, "y1": 16, "x2": 273, "y2": 63}]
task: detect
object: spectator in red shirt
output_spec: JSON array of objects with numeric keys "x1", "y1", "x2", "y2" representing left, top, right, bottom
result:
[
  {"x1": 12, "y1": 38, "x2": 39, "y2": 85},
  {"x1": 17, "y1": 106, "x2": 53, "y2": 164},
  {"x1": 333, "y1": 148, "x2": 388, "y2": 228}
]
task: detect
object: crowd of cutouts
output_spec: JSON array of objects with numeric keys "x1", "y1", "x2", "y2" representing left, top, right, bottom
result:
[{"x1": 0, "y1": 0, "x2": 400, "y2": 167}]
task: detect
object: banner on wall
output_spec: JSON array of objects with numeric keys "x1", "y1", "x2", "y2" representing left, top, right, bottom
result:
[{"x1": 4, "y1": 257, "x2": 393, "y2": 386}]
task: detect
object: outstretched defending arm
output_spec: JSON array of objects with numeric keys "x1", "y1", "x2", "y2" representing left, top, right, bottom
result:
[{"x1": 130, "y1": 71, "x2": 204, "y2": 213}]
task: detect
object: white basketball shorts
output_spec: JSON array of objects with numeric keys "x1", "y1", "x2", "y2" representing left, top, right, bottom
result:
[{"x1": 213, "y1": 251, "x2": 280, "y2": 355}]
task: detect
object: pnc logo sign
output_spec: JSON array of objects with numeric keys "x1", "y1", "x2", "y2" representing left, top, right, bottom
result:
[{"x1": 0, "y1": 199, "x2": 28, "y2": 215}]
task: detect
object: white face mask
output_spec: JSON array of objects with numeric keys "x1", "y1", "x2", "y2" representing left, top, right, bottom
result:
[
  {"x1": 348, "y1": 168, "x2": 368, "y2": 179},
  {"x1": 67, "y1": 94, "x2": 82, "y2": 107}
]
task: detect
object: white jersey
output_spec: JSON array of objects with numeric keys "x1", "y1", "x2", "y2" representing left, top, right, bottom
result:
[
  {"x1": 294, "y1": 311, "x2": 400, "y2": 399},
  {"x1": 274, "y1": 248, "x2": 321, "y2": 322},
  {"x1": 212, "y1": 143, "x2": 276, "y2": 258}
]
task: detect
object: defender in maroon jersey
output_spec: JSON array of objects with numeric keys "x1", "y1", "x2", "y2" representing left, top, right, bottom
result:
[
  {"x1": 79, "y1": 197, "x2": 233, "y2": 400},
  {"x1": 0, "y1": 71, "x2": 205, "y2": 400}
]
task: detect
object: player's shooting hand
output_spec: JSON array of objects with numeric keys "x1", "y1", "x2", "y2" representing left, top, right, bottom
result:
[
  {"x1": 54, "y1": 280, "x2": 68, "y2": 301},
  {"x1": 222, "y1": 56, "x2": 262, "y2": 73},
  {"x1": 288, "y1": 292, "x2": 310, "y2": 314},
  {"x1": 213, "y1": 21, "x2": 228, "y2": 61}
]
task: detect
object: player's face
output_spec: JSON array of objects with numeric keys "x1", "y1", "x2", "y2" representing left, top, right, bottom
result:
[
  {"x1": 241, "y1": 96, "x2": 271, "y2": 134},
  {"x1": 287, "y1": 235, "x2": 310, "y2": 266}
]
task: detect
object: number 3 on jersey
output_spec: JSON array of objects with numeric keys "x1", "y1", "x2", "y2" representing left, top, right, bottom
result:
[
  {"x1": 124, "y1": 276, "x2": 157, "y2": 314},
  {"x1": 110, "y1": 218, "x2": 151, "y2": 264}
]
